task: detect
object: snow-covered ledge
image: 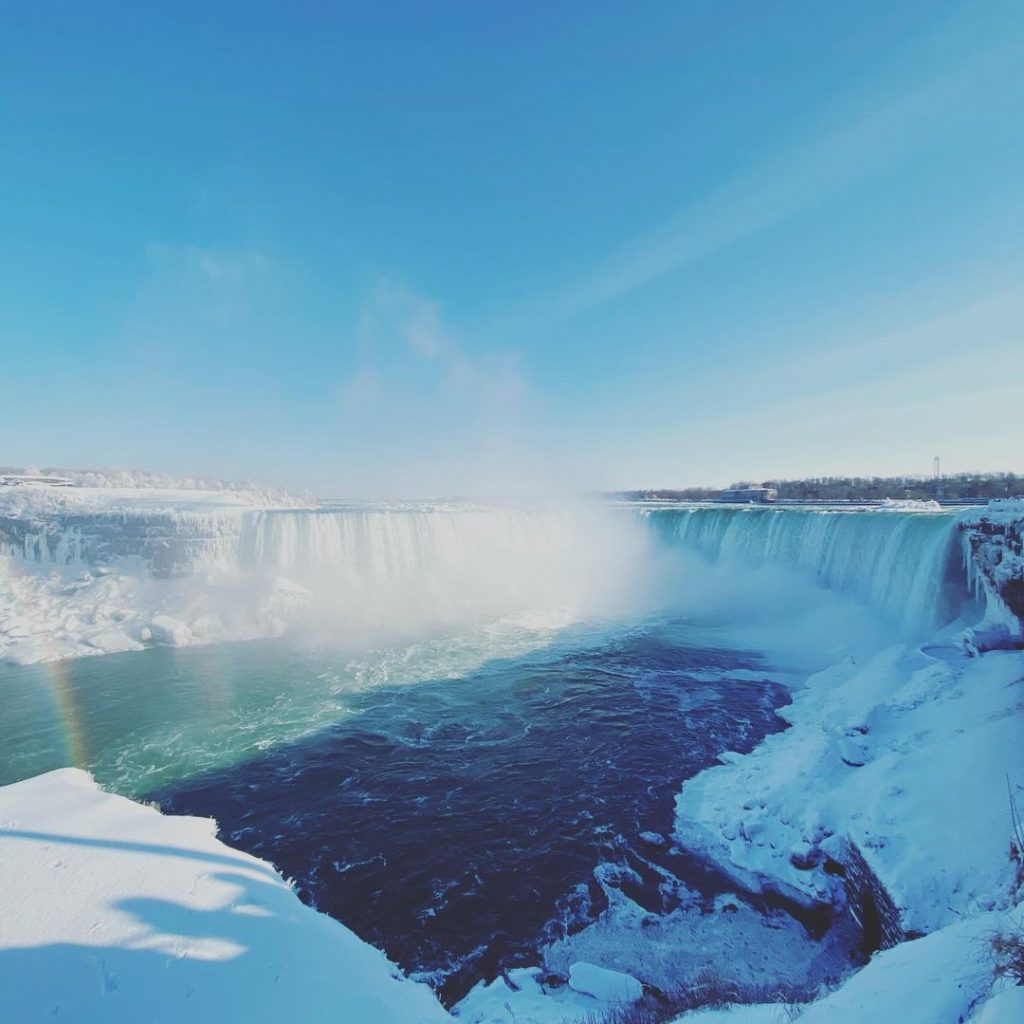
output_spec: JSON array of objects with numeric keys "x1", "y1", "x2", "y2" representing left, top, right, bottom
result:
[
  {"x1": 673, "y1": 636, "x2": 1024, "y2": 937},
  {"x1": 960, "y1": 499, "x2": 1024, "y2": 647},
  {"x1": 0, "y1": 769, "x2": 451, "y2": 1024}
]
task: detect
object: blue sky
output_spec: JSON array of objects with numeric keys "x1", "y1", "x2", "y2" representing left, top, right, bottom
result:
[{"x1": 2, "y1": 1, "x2": 1023, "y2": 496}]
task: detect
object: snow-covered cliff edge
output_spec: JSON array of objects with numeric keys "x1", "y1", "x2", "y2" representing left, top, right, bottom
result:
[
  {"x1": 961, "y1": 499, "x2": 1024, "y2": 642},
  {"x1": 0, "y1": 768, "x2": 452, "y2": 1024}
]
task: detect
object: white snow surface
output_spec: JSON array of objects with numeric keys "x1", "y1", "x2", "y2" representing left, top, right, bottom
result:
[
  {"x1": 962, "y1": 498, "x2": 1024, "y2": 528},
  {"x1": 0, "y1": 768, "x2": 451, "y2": 1024},
  {"x1": 453, "y1": 965, "x2": 635, "y2": 1024},
  {"x1": 0, "y1": 469, "x2": 309, "y2": 515},
  {"x1": 676, "y1": 901, "x2": 1023, "y2": 1024},
  {"x1": 0, "y1": 474, "x2": 315, "y2": 663},
  {"x1": 877, "y1": 498, "x2": 944, "y2": 511},
  {"x1": 674, "y1": 642, "x2": 1024, "y2": 934}
]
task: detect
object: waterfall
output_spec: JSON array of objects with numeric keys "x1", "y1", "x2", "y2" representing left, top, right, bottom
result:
[
  {"x1": 234, "y1": 507, "x2": 578, "y2": 579},
  {"x1": 642, "y1": 506, "x2": 974, "y2": 633},
  {"x1": 1, "y1": 501, "x2": 981, "y2": 636},
  {"x1": 226, "y1": 506, "x2": 610, "y2": 621}
]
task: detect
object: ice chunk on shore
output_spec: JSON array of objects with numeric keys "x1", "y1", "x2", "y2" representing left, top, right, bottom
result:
[
  {"x1": 149, "y1": 614, "x2": 192, "y2": 647},
  {"x1": 85, "y1": 629, "x2": 144, "y2": 654},
  {"x1": 568, "y1": 961, "x2": 643, "y2": 1003}
]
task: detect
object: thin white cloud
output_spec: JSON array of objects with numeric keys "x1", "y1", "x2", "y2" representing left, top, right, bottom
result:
[
  {"x1": 552, "y1": 14, "x2": 1020, "y2": 318},
  {"x1": 341, "y1": 277, "x2": 527, "y2": 417},
  {"x1": 338, "y1": 366, "x2": 383, "y2": 409},
  {"x1": 139, "y1": 243, "x2": 267, "y2": 324}
]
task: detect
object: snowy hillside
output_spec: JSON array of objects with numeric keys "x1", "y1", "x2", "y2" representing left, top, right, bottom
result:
[{"x1": 0, "y1": 467, "x2": 310, "y2": 516}]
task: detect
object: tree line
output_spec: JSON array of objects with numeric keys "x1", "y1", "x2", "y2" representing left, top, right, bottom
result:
[{"x1": 614, "y1": 472, "x2": 1022, "y2": 502}]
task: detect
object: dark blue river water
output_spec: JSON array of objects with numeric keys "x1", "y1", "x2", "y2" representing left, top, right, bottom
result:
[{"x1": 150, "y1": 621, "x2": 790, "y2": 1001}]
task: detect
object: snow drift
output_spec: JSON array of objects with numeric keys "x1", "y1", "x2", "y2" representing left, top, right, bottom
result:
[{"x1": 0, "y1": 767, "x2": 451, "y2": 1024}]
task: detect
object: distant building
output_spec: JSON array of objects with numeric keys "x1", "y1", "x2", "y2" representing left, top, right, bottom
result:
[{"x1": 717, "y1": 487, "x2": 777, "y2": 504}]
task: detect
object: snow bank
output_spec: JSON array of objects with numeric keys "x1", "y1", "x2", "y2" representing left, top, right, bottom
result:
[
  {"x1": 971, "y1": 986, "x2": 1024, "y2": 1024},
  {"x1": 567, "y1": 962, "x2": 643, "y2": 1003},
  {"x1": 0, "y1": 467, "x2": 309, "y2": 513},
  {"x1": 0, "y1": 768, "x2": 451, "y2": 1024},
  {"x1": 960, "y1": 500, "x2": 1024, "y2": 636},
  {"x1": 453, "y1": 964, "x2": 639, "y2": 1024},
  {"x1": 676, "y1": 901, "x2": 1023, "y2": 1024},
  {"x1": 0, "y1": 566, "x2": 310, "y2": 664},
  {"x1": 0, "y1": 471, "x2": 315, "y2": 664},
  {"x1": 961, "y1": 498, "x2": 1024, "y2": 529},
  {"x1": 877, "y1": 498, "x2": 944, "y2": 511},
  {"x1": 674, "y1": 643, "x2": 1024, "y2": 933}
]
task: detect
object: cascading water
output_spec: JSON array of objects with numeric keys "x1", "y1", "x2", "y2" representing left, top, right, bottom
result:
[
  {"x1": 226, "y1": 504, "x2": 649, "y2": 631},
  {"x1": 1, "y1": 501, "x2": 983, "y2": 647},
  {"x1": 642, "y1": 505, "x2": 975, "y2": 634},
  {"x1": 235, "y1": 506, "x2": 578, "y2": 576}
]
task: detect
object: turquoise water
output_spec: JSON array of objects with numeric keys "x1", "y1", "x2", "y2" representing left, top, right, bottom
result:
[{"x1": 0, "y1": 615, "x2": 590, "y2": 795}]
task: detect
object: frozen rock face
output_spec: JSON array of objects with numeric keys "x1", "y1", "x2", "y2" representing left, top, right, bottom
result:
[
  {"x1": 960, "y1": 500, "x2": 1024, "y2": 638},
  {"x1": 0, "y1": 472, "x2": 310, "y2": 577},
  {"x1": 0, "y1": 509, "x2": 255, "y2": 577}
]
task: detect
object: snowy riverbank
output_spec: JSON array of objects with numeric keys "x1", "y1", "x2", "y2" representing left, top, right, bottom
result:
[
  {"x1": 0, "y1": 768, "x2": 451, "y2": 1023},
  {"x1": 673, "y1": 504, "x2": 1024, "y2": 1023},
  {"x1": 451, "y1": 635, "x2": 1024, "y2": 1024},
  {"x1": 454, "y1": 501, "x2": 1024, "y2": 1024}
]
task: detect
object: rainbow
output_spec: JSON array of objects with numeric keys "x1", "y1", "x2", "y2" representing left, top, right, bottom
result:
[{"x1": 30, "y1": 656, "x2": 89, "y2": 770}]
